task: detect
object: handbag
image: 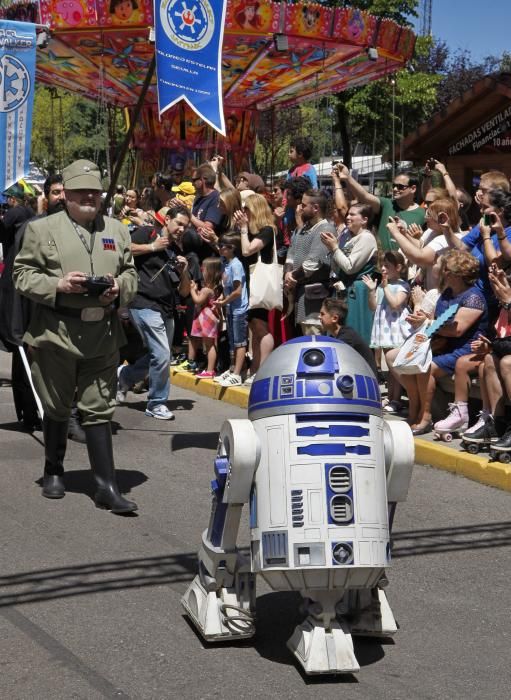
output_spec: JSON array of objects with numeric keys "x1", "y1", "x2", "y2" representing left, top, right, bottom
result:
[
  {"x1": 492, "y1": 336, "x2": 511, "y2": 358},
  {"x1": 248, "y1": 232, "x2": 283, "y2": 311},
  {"x1": 304, "y1": 282, "x2": 329, "y2": 300},
  {"x1": 393, "y1": 323, "x2": 432, "y2": 375}
]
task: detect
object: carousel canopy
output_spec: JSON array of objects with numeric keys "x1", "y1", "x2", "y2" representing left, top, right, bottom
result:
[{"x1": 2, "y1": 1, "x2": 416, "y2": 111}]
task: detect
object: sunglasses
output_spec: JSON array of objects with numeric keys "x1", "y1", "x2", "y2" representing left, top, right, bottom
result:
[{"x1": 392, "y1": 183, "x2": 409, "y2": 191}]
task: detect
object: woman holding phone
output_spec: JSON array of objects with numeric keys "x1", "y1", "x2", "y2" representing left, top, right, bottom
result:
[
  {"x1": 385, "y1": 197, "x2": 462, "y2": 291},
  {"x1": 320, "y1": 202, "x2": 377, "y2": 344}
]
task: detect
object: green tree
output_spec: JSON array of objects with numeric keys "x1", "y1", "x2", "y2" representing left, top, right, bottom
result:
[
  {"x1": 31, "y1": 85, "x2": 126, "y2": 177},
  {"x1": 342, "y1": 35, "x2": 441, "y2": 160}
]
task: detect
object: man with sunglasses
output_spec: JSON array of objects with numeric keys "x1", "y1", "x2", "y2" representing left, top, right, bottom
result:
[{"x1": 334, "y1": 164, "x2": 425, "y2": 251}]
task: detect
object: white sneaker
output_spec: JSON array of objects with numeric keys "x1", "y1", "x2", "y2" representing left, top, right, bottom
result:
[
  {"x1": 116, "y1": 365, "x2": 130, "y2": 405},
  {"x1": 145, "y1": 405, "x2": 175, "y2": 420},
  {"x1": 219, "y1": 373, "x2": 242, "y2": 387},
  {"x1": 244, "y1": 374, "x2": 255, "y2": 386},
  {"x1": 214, "y1": 370, "x2": 232, "y2": 384}
]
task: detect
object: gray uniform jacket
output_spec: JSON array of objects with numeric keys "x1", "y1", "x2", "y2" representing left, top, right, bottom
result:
[{"x1": 13, "y1": 210, "x2": 137, "y2": 358}]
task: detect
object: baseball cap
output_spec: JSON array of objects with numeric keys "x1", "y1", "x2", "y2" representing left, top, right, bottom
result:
[
  {"x1": 171, "y1": 182, "x2": 195, "y2": 197},
  {"x1": 2, "y1": 182, "x2": 25, "y2": 199},
  {"x1": 154, "y1": 206, "x2": 170, "y2": 225},
  {"x1": 62, "y1": 159, "x2": 103, "y2": 191},
  {"x1": 237, "y1": 171, "x2": 265, "y2": 191}
]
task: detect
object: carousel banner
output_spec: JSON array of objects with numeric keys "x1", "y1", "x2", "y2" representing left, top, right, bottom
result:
[
  {"x1": 0, "y1": 19, "x2": 36, "y2": 191},
  {"x1": 154, "y1": 0, "x2": 227, "y2": 135}
]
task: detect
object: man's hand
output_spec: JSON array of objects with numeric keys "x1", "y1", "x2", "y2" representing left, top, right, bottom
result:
[
  {"x1": 209, "y1": 155, "x2": 224, "y2": 173},
  {"x1": 152, "y1": 233, "x2": 170, "y2": 251},
  {"x1": 335, "y1": 162, "x2": 350, "y2": 180},
  {"x1": 284, "y1": 271, "x2": 297, "y2": 290},
  {"x1": 57, "y1": 271, "x2": 88, "y2": 294},
  {"x1": 175, "y1": 255, "x2": 189, "y2": 273},
  {"x1": 197, "y1": 226, "x2": 218, "y2": 245},
  {"x1": 99, "y1": 274, "x2": 119, "y2": 305}
]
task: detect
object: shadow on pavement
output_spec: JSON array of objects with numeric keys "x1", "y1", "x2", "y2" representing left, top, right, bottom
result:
[
  {"x1": 392, "y1": 520, "x2": 511, "y2": 558},
  {"x1": 171, "y1": 431, "x2": 219, "y2": 452},
  {"x1": 34, "y1": 468, "x2": 147, "y2": 501},
  {"x1": 0, "y1": 552, "x2": 198, "y2": 608},
  {"x1": 254, "y1": 591, "x2": 385, "y2": 681}
]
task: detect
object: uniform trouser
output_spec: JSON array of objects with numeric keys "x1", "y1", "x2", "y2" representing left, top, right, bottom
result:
[{"x1": 30, "y1": 346, "x2": 118, "y2": 425}]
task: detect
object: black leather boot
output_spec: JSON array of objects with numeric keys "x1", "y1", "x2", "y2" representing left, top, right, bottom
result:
[
  {"x1": 84, "y1": 423, "x2": 138, "y2": 514},
  {"x1": 67, "y1": 405, "x2": 86, "y2": 444},
  {"x1": 42, "y1": 417, "x2": 67, "y2": 499}
]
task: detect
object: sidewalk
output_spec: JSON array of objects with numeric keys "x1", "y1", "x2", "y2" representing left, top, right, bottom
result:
[{"x1": 170, "y1": 368, "x2": 511, "y2": 493}]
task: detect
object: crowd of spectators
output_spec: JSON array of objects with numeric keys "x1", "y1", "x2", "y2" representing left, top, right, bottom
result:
[{"x1": 3, "y1": 137, "x2": 511, "y2": 451}]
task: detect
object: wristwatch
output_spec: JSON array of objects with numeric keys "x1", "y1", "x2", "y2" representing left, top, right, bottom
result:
[{"x1": 501, "y1": 301, "x2": 511, "y2": 310}]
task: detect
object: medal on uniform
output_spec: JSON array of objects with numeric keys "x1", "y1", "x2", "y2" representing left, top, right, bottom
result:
[{"x1": 102, "y1": 238, "x2": 116, "y2": 251}]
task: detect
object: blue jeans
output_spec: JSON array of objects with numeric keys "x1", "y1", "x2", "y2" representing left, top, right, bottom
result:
[{"x1": 122, "y1": 308, "x2": 174, "y2": 410}]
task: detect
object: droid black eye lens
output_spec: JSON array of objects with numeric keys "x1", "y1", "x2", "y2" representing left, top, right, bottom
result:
[
  {"x1": 337, "y1": 375, "x2": 354, "y2": 393},
  {"x1": 302, "y1": 349, "x2": 325, "y2": 367}
]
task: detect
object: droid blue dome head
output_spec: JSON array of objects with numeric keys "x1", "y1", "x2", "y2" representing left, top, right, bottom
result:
[{"x1": 247, "y1": 336, "x2": 381, "y2": 421}]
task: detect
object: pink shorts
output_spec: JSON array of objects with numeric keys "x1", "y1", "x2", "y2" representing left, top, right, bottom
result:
[{"x1": 191, "y1": 306, "x2": 219, "y2": 339}]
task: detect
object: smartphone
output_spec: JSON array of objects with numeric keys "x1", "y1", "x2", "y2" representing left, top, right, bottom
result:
[
  {"x1": 371, "y1": 271, "x2": 383, "y2": 286},
  {"x1": 483, "y1": 213, "x2": 492, "y2": 226},
  {"x1": 427, "y1": 158, "x2": 436, "y2": 168}
]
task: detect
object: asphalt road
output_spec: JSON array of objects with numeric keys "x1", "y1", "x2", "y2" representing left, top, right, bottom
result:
[{"x1": 0, "y1": 351, "x2": 510, "y2": 699}]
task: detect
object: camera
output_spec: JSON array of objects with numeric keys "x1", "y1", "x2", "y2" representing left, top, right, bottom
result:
[
  {"x1": 83, "y1": 276, "x2": 114, "y2": 296},
  {"x1": 426, "y1": 158, "x2": 436, "y2": 168}
]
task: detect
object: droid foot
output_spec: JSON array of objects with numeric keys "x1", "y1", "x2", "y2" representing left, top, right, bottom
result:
[
  {"x1": 287, "y1": 617, "x2": 360, "y2": 674},
  {"x1": 344, "y1": 588, "x2": 398, "y2": 638},
  {"x1": 181, "y1": 574, "x2": 255, "y2": 642}
]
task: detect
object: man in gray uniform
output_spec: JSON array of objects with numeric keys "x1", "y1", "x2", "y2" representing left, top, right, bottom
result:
[{"x1": 13, "y1": 160, "x2": 138, "y2": 513}]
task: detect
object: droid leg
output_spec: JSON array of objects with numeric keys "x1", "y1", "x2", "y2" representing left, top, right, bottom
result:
[
  {"x1": 338, "y1": 586, "x2": 398, "y2": 638},
  {"x1": 182, "y1": 420, "x2": 260, "y2": 642},
  {"x1": 287, "y1": 591, "x2": 360, "y2": 674}
]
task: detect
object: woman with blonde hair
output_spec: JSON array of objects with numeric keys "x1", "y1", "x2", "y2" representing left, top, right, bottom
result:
[
  {"x1": 233, "y1": 193, "x2": 277, "y2": 384},
  {"x1": 218, "y1": 187, "x2": 242, "y2": 231}
]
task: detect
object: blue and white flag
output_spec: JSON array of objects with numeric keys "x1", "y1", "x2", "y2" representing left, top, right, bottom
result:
[
  {"x1": 0, "y1": 20, "x2": 36, "y2": 192},
  {"x1": 155, "y1": 1, "x2": 226, "y2": 135}
]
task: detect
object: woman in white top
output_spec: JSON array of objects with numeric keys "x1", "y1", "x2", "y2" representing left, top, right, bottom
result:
[
  {"x1": 387, "y1": 197, "x2": 463, "y2": 290},
  {"x1": 321, "y1": 203, "x2": 377, "y2": 344}
]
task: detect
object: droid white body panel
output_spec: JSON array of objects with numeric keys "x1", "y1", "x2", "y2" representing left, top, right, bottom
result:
[
  {"x1": 250, "y1": 412, "x2": 389, "y2": 591},
  {"x1": 182, "y1": 336, "x2": 414, "y2": 675}
]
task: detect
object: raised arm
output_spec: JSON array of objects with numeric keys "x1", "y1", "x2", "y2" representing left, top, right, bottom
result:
[{"x1": 336, "y1": 162, "x2": 380, "y2": 214}]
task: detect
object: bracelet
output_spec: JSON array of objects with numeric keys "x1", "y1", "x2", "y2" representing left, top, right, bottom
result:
[
  {"x1": 241, "y1": 229, "x2": 248, "y2": 235},
  {"x1": 498, "y1": 236, "x2": 506, "y2": 241},
  {"x1": 482, "y1": 237, "x2": 490, "y2": 242},
  {"x1": 335, "y1": 187, "x2": 343, "y2": 191}
]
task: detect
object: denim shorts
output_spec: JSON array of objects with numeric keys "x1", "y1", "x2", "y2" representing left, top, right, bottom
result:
[{"x1": 227, "y1": 310, "x2": 248, "y2": 349}]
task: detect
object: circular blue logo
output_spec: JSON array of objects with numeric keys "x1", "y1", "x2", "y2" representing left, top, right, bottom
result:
[
  {"x1": 0, "y1": 55, "x2": 31, "y2": 113},
  {"x1": 160, "y1": 0, "x2": 214, "y2": 52}
]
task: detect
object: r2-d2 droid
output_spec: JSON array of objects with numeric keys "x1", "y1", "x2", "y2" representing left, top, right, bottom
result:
[{"x1": 182, "y1": 336, "x2": 414, "y2": 674}]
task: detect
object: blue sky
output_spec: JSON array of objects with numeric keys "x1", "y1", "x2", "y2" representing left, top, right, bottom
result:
[{"x1": 414, "y1": 0, "x2": 511, "y2": 62}]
